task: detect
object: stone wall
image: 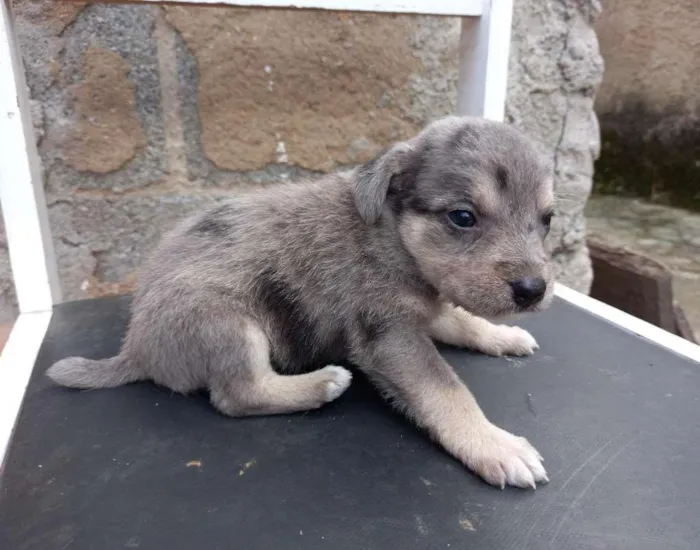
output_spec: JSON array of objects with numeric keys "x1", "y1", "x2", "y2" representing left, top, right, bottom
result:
[
  {"x1": 594, "y1": 0, "x2": 700, "y2": 211},
  {"x1": 0, "y1": 0, "x2": 604, "y2": 322}
]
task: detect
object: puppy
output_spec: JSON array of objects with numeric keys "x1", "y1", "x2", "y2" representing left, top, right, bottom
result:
[{"x1": 48, "y1": 116, "x2": 555, "y2": 490}]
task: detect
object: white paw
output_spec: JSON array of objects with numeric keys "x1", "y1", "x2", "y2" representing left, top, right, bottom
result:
[
  {"x1": 320, "y1": 365, "x2": 353, "y2": 402},
  {"x1": 464, "y1": 424, "x2": 548, "y2": 489},
  {"x1": 476, "y1": 325, "x2": 539, "y2": 357}
]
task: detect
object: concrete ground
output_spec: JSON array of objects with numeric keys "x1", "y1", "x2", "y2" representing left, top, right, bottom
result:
[{"x1": 585, "y1": 195, "x2": 700, "y2": 339}]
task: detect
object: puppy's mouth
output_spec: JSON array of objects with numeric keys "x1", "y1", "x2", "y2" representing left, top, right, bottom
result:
[
  {"x1": 465, "y1": 296, "x2": 548, "y2": 320},
  {"x1": 443, "y1": 275, "x2": 553, "y2": 319},
  {"x1": 515, "y1": 302, "x2": 545, "y2": 314}
]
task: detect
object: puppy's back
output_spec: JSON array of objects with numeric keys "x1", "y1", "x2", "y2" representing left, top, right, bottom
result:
[{"x1": 136, "y1": 175, "x2": 359, "y2": 299}]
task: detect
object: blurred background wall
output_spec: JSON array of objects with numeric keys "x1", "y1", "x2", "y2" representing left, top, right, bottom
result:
[{"x1": 594, "y1": 0, "x2": 700, "y2": 211}]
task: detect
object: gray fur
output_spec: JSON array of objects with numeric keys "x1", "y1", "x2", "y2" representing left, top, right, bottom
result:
[
  {"x1": 47, "y1": 116, "x2": 556, "y2": 489},
  {"x1": 354, "y1": 141, "x2": 414, "y2": 224}
]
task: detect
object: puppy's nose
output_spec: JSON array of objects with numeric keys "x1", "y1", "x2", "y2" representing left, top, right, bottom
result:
[{"x1": 510, "y1": 277, "x2": 547, "y2": 308}]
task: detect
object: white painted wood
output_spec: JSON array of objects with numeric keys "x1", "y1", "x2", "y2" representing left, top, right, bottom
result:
[
  {"x1": 96, "y1": 0, "x2": 483, "y2": 16},
  {"x1": 554, "y1": 283, "x2": 700, "y2": 365},
  {"x1": 0, "y1": 311, "x2": 52, "y2": 469},
  {"x1": 456, "y1": 0, "x2": 513, "y2": 121},
  {"x1": 0, "y1": 0, "x2": 61, "y2": 313}
]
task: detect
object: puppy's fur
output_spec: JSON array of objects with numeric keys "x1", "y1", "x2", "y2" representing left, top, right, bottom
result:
[{"x1": 48, "y1": 116, "x2": 555, "y2": 489}]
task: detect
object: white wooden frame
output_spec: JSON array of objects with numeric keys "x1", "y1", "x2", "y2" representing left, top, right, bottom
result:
[
  {"x1": 1, "y1": 0, "x2": 699, "y2": 469},
  {"x1": 0, "y1": 0, "x2": 62, "y2": 467},
  {"x1": 106, "y1": 0, "x2": 484, "y2": 16}
]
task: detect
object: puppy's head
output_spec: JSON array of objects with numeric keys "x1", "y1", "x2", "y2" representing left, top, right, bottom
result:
[{"x1": 354, "y1": 116, "x2": 555, "y2": 317}]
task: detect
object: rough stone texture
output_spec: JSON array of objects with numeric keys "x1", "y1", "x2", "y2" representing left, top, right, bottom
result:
[
  {"x1": 166, "y1": 9, "x2": 460, "y2": 186},
  {"x1": 49, "y1": 195, "x2": 215, "y2": 302},
  {"x1": 507, "y1": 0, "x2": 604, "y2": 291},
  {"x1": 30, "y1": 2, "x2": 166, "y2": 194},
  {"x1": 0, "y1": 0, "x2": 604, "y2": 319},
  {"x1": 164, "y1": 8, "x2": 420, "y2": 173},
  {"x1": 10, "y1": 0, "x2": 85, "y2": 97},
  {"x1": 62, "y1": 46, "x2": 148, "y2": 173},
  {"x1": 0, "y1": 232, "x2": 16, "y2": 324}
]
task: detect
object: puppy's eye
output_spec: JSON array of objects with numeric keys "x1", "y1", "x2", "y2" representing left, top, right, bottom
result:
[
  {"x1": 541, "y1": 212, "x2": 554, "y2": 230},
  {"x1": 447, "y1": 210, "x2": 477, "y2": 229}
]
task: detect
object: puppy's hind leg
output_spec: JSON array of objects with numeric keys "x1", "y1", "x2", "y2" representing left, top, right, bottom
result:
[
  {"x1": 429, "y1": 302, "x2": 538, "y2": 357},
  {"x1": 209, "y1": 318, "x2": 352, "y2": 417}
]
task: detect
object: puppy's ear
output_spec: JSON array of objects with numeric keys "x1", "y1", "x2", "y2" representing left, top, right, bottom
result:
[{"x1": 354, "y1": 141, "x2": 415, "y2": 224}]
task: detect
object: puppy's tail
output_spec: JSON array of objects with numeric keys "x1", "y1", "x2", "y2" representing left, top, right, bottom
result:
[{"x1": 46, "y1": 355, "x2": 141, "y2": 389}]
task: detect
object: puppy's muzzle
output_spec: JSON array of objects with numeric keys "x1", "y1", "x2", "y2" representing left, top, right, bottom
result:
[{"x1": 509, "y1": 277, "x2": 547, "y2": 309}]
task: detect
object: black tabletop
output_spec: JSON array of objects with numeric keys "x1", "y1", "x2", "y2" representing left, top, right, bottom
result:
[{"x1": 1, "y1": 296, "x2": 699, "y2": 550}]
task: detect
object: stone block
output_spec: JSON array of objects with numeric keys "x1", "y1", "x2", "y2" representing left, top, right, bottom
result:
[
  {"x1": 14, "y1": 1, "x2": 166, "y2": 194},
  {"x1": 48, "y1": 195, "x2": 216, "y2": 302},
  {"x1": 61, "y1": 46, "x2": 147, "y2": 174},
  {"x1": 164, "y1": 7, "x2": 429, "y2": 178}
]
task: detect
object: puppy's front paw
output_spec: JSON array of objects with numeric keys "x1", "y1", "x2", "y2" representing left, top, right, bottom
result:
[
  {"x1": 474, "y1": 325, "x2": 539, "y2": 357},
  {"x1": 463, "y1": 424, "x2": 548, "y2": 489}
]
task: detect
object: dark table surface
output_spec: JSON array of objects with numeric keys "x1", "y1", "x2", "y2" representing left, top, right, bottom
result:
[{"x1": 1, "y1": 296, "x2": 699, "y2": 550}]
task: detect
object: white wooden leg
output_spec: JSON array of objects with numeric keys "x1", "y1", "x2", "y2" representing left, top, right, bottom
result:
[
  {"x1": 0, "y1": 310, "x2": 52, "y2": 468},
  {"x1": 0, "y1": 0, "x2": 61, "y2": 314},
  {"x1": 554, "y1": 284, "x2": 700, "y2": 364},
  {"x1": 456, "y1": 0, "x2": 514, "y2": 121}
]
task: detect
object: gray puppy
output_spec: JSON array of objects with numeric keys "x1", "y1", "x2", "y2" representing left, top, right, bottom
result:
[{"x1": 48, "y1": 116, "x2": 555, "y2": 490}]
